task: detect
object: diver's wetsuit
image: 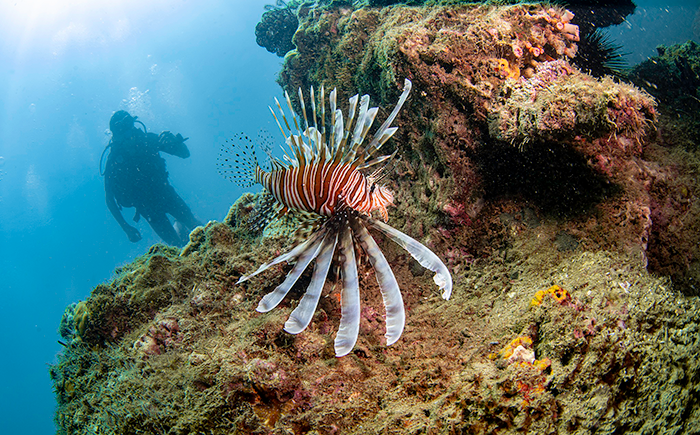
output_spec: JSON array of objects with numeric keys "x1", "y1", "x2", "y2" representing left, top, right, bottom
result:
[{"x1": 104, "y1": 126, "x2": 201, "y2": 246}]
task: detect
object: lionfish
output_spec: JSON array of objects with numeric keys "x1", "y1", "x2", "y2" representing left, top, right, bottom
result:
[{"x1": 218, "y1": 79, "x2": 452, "y2": 357}]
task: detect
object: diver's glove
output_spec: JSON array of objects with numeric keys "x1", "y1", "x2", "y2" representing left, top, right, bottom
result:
[{"x1": 159, "y1": 131, "x2": 190, "y2": 158}]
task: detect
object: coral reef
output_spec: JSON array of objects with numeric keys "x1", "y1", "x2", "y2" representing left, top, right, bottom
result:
[
  {"x1": 256, "y1": 3, "x2": 300, "y2": 57},
  {"x1": 627, "y1": 41, "x2": 700, "y2": 292},
  {"x1": 51, "y1": 3, "x2": 700, "y2": 434},
  {"x1": 51, "y1": 210, "x2": 700, "y2": 434},
  {"x1": 56, "y1": 244, "x2": 198, "y2": 348},
  {"x1": 278, "y1": 4, "x2": 653, "y2": 175},
  {"x1": 276, "y1": 3, "x2": 668, "y2": 286},
  {"x1": 489, "y1": 59, "x2": 654, "y2": 146}
]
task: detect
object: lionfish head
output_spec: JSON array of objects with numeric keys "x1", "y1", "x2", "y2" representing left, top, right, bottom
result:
[{"x1": 370, "y1": 183, "x2": 394, "y2": 222}]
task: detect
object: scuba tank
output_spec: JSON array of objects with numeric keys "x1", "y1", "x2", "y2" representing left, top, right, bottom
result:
[{"x1": 100, "y1": 113, "x2": 147, "y2": 176}]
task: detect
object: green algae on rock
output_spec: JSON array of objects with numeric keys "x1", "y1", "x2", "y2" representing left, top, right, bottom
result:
[
  {"x1": 51, "y1": 207, "x2": 700, "y2": 433},
  {"x1": 276, "y1": 4, "x2": 655, "y2": 223},
  {"x1": 488, "y1": 59, "x2": 655, "y2": 147}
]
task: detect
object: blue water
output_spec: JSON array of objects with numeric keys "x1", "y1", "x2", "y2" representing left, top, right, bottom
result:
[
  {"x1": 0, "y1": 1, "x2": 278, "y2": 433},
  {"x1": 0, "y1": 1, "x2": 697, "y2": 434}
]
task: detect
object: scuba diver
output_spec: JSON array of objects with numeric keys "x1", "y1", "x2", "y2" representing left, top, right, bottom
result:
[{"x1": 101, "y1": 110, "x2": 202, "y2": 247}]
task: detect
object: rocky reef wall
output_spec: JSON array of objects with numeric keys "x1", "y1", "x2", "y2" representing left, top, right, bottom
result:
[
  {"x1": 279, "y1": 4, "x2": 700, "y2": 291},
  {"x1": 51, "y1": 3, "x2": 700, "y2": 435},
  {"x1": 52, "y1": 205, "x2": 700, "y2": 434}
]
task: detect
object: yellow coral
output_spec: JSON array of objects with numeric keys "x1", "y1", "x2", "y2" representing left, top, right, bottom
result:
[
  {"x1": 532, "y1": 357, "x2": 551, "y2": 372},
  {"x1": 499, "y1": 336, "x2": 533, "y2": 359},
  {"x1": 530, "y1": 289, "x2": 547, "y2": 306},
  {"x1": 493, "y1": 58, "x2": 520, "y2": 80},
  {"x1": 73, "y1": 301, "x2": 90, "y2": 338},
  {"x1": 531, "y1": 284, "x2": 569, "y2": 306},
  {"x1": 551, "y1": 285, "x2": 568, "y2": 302}
]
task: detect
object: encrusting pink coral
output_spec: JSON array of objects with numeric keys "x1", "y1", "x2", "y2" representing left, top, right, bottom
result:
[
  {"x1": 133, "y1": 318, "x2": 181, "y2": 357},
  {"x1": 556, "y1": 22, "x2": 580, "y2": 41}
]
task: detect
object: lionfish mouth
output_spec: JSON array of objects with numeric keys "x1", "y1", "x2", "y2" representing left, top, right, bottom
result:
[{"x1": 224, "y1": 78, "x2": 453, "y2": 357}]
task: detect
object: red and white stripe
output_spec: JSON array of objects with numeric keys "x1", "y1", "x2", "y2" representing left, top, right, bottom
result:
[{"x1": 256, "y1": 161, "x2": 391, "y2": 219}]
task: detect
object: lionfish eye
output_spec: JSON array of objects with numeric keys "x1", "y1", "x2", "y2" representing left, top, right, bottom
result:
[{"x1": 370, "y1": 183, "x2": 376, "y2": 194}]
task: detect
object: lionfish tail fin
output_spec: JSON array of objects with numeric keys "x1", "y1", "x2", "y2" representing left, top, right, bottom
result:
[
  {"x1": 217, "y1": 133, "x2": 260, "y2": 188},
  {"x1": 367, "y1": 217, "x2": 453, "y2": 300}
]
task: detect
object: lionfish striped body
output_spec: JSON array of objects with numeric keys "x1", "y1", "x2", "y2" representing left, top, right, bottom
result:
[
  {"x1": 219, "y1": 79, "x2": 452, "y2": 357},
  {"x1": 255, "y1": 159, "x2": 394, "y2": 220}
]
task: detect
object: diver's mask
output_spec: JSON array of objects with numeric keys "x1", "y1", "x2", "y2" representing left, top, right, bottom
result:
[{"x1": 109, "y1": 110, "x2": 147, "y2": 138}]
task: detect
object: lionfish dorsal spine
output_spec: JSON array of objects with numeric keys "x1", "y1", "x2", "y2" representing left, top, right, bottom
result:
[
  {"x1": 329, "y1": 88, "x2": 338, "y2": 153},
  {"x1": 351, "y1": 106, "x2": 380, "y2": 167},
  {"x1": 351, "y1": 95, "x2": 371, "y2": 146},
  {"x1": 284, "y1": 90, "x2": 302, "y2": 139},
  {"x1": 319, "y1": 85, "x2": 327, "y2": 148},
  {"x1": 310, "y1": 86, "x2": 318, "y2": 138},
  {"x1": 278, "y1": 91, "x2": 308, "y2": 168},
  {"x1": 269, "y1": 100, "x2": 298, "y2": 168},
  {"x1": 272, "y1": 96, "x2": 291, "y2": 136},
  {"x1": 358, "y1": 149, "x2": 396, "y2": 171},
  {"x1": 339, "y1": 94, "x2": 359, "y2": 152},
  {"x1": 363, "y1": 78, "x2": 412, "y2": 155},
  {"x1": 332, "y1": 108, "x2": 344, "y2": 156},
  {"x1": 342, "y1": 95, "x2": 370, "y2": 164},
  {"x1": 298, "y1": 87, "x2": 311, "y2": 136}
]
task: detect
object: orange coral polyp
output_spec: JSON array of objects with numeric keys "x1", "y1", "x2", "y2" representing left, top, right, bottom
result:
[
  {"x1": 494, "y1": 58, "x2": 520, "y2": 80},
  {"x1": 533, "y1": 357, "x2": 551, "y2": 372},
  {"x1": 531, "y1": 285, "x2": 570, "y2": 306},
  {"x1": 529, "y1": 46, "x2": 543, "y2": 57},
  {"x1": 552, "y1": 286, "x2": 568, "y2": 302},
  {"x1": 500, "y1": 335, "x2": 533, "y2": 359},
  {"x1": 508, "y1": 65, "x2": 520, "y2": 79}
]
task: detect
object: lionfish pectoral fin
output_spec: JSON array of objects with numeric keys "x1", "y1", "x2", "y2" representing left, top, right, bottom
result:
[
  {"x1": 367, "y1": 218, "x2": 453, "y2": 300},
  {"x1": 217, "y1": 133, "x2": 260, "y2": 188},
  {"x1": 256, "y1": 231, "x2": 327, "y2": 312},
  {"x1": 334, "y1": 224, "x2": 360, "y2": 357},
  {"x1": 284, "y1": 231, "x2": 338, "y2": 334},
  {"x1": 350, "y1": 217, "x2": 405, "y2": 346},
  {"x1": 238, "y1": 229, "x2": 325, "y2": 284}
]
